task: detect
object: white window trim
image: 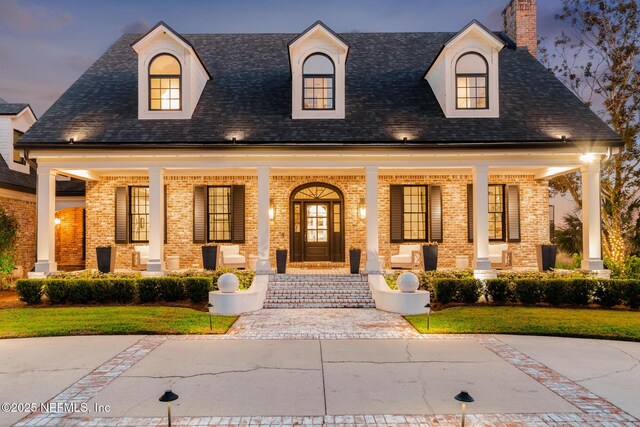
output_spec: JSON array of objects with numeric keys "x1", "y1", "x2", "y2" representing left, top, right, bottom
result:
[{"x1": 447, "y1": 48, "x2": 499, "y2": 118}]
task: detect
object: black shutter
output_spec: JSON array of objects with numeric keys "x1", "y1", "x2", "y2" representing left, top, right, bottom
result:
[
  {"x1": 390, "y1": 185, "x2": 403, "y2": 243},
  {"x1": 467, "y1": 184, "x2": 473, "y2": 243},
  {"x1": 164, "y1": 185, "x2": 168, "y2": 244},
  {"x1": 231, "y1": 185, "x2": 245, "y2": 243},
  {"x1": 506, "y1": 184, "x2": 521, "y2": 242},
  {"x1": 193, "y1": 186, "x2": 206, "y2": 244},
  {"x1": 429, "y1": 185, "x2": 443, "y2": 243},
  {"x1": 115, "y1": 186, "x2": 128, "y2": 244}
]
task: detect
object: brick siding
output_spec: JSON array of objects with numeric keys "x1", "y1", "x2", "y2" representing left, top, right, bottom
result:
[
  {"x1": 0, "y1": 192, "x2": 36, "y2": 275},
  {"x1": 502, "y1": 0, "x2": 537, "y2": 57},
  {"x1": 85, "y1": 173, "x2": 548, "y2": 270}
]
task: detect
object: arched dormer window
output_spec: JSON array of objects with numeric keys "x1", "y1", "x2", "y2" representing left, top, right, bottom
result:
[
  {"x1": 149, "y1": 54, "x2": 181, "y2": 111},
  {"x1": 303, "y1": 54, "x2": 335, "y2": 110},
  {"x1": 455, "y1": 53, "x2": 488, "y2": 110}
]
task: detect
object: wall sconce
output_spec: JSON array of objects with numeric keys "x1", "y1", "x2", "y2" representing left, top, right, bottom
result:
[
  {"x1": 269, "y1": 198, "x2": 275, "y2": 220},
  {"x1": 580, "y1": 153, "x2": 596, "y2": 164},
  {"x1": 54, "y1": 218, "x2": 61, "y2": 225},
  {"x1": 358, "y1": 197, "x2": 366, "y2": 220}
]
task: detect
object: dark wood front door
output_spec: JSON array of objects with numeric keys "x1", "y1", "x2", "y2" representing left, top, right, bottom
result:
[{"x1": 303, "y1": 202, "x2": 331, "y2": 261}]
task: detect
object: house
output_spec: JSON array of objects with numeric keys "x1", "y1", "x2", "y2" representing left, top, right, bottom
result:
[
  {"x1": 18, "y1": 0, "x2": 620, "y2": 280},
  {"x1": 0, "y1": 98, "x2": 86, "y2": 276}
]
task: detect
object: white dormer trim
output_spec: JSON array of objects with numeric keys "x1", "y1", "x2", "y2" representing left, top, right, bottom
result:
[
  {"x1": 424, "y1": 21, "x2": 505, "y2": 119},
  {"x1": 288, "y1": 22, "x2": 349, "y2": 120},
  {"x1": 0, "y1": 106, "x2": 36, "y2": 174},
  {"x1": 131, "y1": 22, "x2": 211, "y2": 120}
]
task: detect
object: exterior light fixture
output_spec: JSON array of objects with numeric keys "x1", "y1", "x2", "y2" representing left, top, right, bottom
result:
[
  {"x1": 424, "y1": 303, "x2": 431, "y2": 330},
  {"x1": 580, "y1": 153, "x2": 596, "y2": 164},
  {"x1": 402, "y1": 136, "x2": 408, "y2": 143},
  {"x1": 454, "y1": 390, "x2": 474, "y2": 427},
  {"x1": 159, "y1": 390, "x2": 179, "y2": 427},
  {"x1": 232, "y1": 137, "x2": 237, "y2": 143},
  {"x1": 358, "y1": 197, "x2": 366, "y2": 220},
  {"x1": 560, "y1": 135, "x2": 567, "y2": 142},
  {"x1": 54, "y1": 218, "x2": 61, "y2": 225},
  {"x1": 206, "y1": 303, "x2": 214, "y2": 330},
  {"x1": 269, "y1": 198, "x2": 275, "y2": 220},
  {"x1": 68, "y1": 138, "x2": 74, "y2": 144}
]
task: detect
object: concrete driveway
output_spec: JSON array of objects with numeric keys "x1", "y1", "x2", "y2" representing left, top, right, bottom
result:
[{"x1": 1, "y1": 334, "x2": 638, "y2": 426}]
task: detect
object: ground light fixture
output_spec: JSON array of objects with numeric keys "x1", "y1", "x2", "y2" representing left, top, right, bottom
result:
[
  {"x1": 206, "y1": 303, "x2": 214, "y2": 330},
  {"x1": 454, "y1": 390, "x2": 474, "y2": 427},
  {"x1": 159, "y1": 389, "x2": 179, "y2": 427},
  {"x1": 424, "y1": 303, "x2": 431, "y2": 330}
]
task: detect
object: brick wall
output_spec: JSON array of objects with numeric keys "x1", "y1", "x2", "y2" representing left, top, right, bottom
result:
[
  {"x1": 85, "y1": 173, "x2": 549, "y2": 270},
  {"x1": 55, "y1": 207, "x2": 85, "y2": 269},
  {"x1": 0, "y1": 192, "x2": 36, "y2": 275},
  {"x1": 502, "y1": 0, "x2": 537, "y2": 57}
]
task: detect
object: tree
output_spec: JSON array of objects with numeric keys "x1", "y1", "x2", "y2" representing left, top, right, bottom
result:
[
  {"x1": 540, "y1": 0, "x2": 640, "y2": 273},
  {"x1": 0, "y1": 206, "x2": 19, "y2": 284},
  {"x1": 555, "y1": 211, "x2": 583, "y2": 255}
]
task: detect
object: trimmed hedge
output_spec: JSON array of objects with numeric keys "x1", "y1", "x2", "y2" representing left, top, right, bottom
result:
[
  {"x1": 433, "y1": 278, "x2": 482, "y2": 304},
  {"x1": 185, "y1": 277, "x2": 211, "y2": 303},
  {"x1": 15, "y1": 279, "x2": 44, "y2": 304},
  {"x1": 137, "y1": 278, "x2": 160, "y2": 303},
  {"x1": 158, "y1": 277, "x2": 185, "y2": 302},
  {"x1": 486, "y1": 278, "x2": 513, "y2": 303},
  {"x1": 109, "y1": 279, "x2": 136, "y2": 303}
]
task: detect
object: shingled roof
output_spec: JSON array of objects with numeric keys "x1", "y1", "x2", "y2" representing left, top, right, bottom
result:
[
  {"x1": 19, "y1": 31, "x2": 621, "y2": 148},
  {"x1": 0, "y1": 103, "x2": 31, "y2": 116}
]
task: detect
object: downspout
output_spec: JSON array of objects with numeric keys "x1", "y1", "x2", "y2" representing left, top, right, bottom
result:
[{"x1": 24, "y1": 149, "x2": 38, "y2": 170}]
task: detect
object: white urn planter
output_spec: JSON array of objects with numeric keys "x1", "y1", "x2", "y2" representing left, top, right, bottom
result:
[
  {"x1": 397, "y1": 272, "x2": 419, "y2": 293},
  {"x1": 217, "y1": 272, "x2": 240, "y2": 293}
]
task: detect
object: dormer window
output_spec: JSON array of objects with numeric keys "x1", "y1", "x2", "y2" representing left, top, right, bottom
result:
[
  {"x1": 149, "y1": 54, "x2": 181, "y2": 111},
  {"x1": 303, "y1": 54, "x2": 335, "y2": 110},
  {"x1": 455, "y1": 53, "x2": 488, "y2": 110}
]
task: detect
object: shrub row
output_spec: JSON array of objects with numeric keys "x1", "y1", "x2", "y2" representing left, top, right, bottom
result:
[
  {"x1": 486, "y1": 278, "x2": 639, "y2": 308},
  {"x1": 15, "y1": 276, "x2": 214, "y2": 305},
  {"x1": 432, "y1": 278, "x2": 482, "y2": 304}
]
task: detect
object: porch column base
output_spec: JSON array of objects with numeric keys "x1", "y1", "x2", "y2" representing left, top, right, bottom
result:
[
  {"x1": 146, "y1": 260, "x2": 165, "y2": 272},
  {"x1": 581, "y1": 259, "x2": 604, "y2": 271},
  {"x1": 27, "y1": 271, "x2": 50, "y2": 279},
  {"x1": 34, "y1": 261, "x2": 57, "y2": 274},
  {"x1": 473, "y1": 269, "x2": 497, "y2": 280},
  {"x1": 141, "y1": 270, "x2": 165, "y2": 277},
  {"x1": 255, "y1": 260, "x2": 272, "y2": 275},
  {"x1": 473, "y1": 258, "x2": 492, "y2": 271}
]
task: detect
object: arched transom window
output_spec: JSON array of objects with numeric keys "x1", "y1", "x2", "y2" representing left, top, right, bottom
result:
[
  {"x1": 455, "y1": 53, "x2": 488, "y2": 109},
  {"x1": 149, "y1": 54, "x2": 181, "y2": 111},
  {"x1": 303, "y1": 54, "x2": 335, "y2": 110},
  {"x1": 293, "y1": 185, "x2": 341, "y2": 200}
]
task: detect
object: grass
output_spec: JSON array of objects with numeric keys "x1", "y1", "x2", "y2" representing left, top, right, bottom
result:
[
  {"x1": 0, "y1": 306, "x2": 237, "y2": 339},
  {"x1": 405, "y1": 306, "x2": 640, "y2": 341}
]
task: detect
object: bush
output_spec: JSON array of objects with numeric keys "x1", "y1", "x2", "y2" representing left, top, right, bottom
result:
[
  {"x1": 158, "y1": 277, "x2": 185, "y2": 301},
  {"x1": 624, "y1": 256, "x2": 640, "y2": 279},
  {"x1": 15, "y1": 279, "x2": 43, "y2": 304},
  {"x1": 67, "y1": 279, "x2": 92, "y2": 304},
  {"x1": 185, "y1": 277, "x2": 211, "y2": 303},
  {"x1": 433, "y1": 278, "x2": 481, "y2": 304},
  {"x1": 626, "y1": 280, "x2": 640, "y2": 309},
  {"x1": 513, "y1": 279, "x2": 542, "y2": 305},
  {"x1": 594, "y1": 279, "x2": 624, "y2": 307},
  {"x1": 138, "y1": 278, "x2": 160, "y2": 303},
  {"x1": 110, "y1": 279, "x2": 136, "y2": 303},
  {"x1": 543, "y1": 279, "x2": 567, "y2": 305},
  {"x1": 45, "y1": 279, "x2": 71, "y2": 304},
  {"x1": 565, "y1": 278, "x2": 595, "y2": 305},
  {"x1": 91, "y1": 279, "x2": 112, "y2": 303},
  {"x1": 458, "y1": 279, "x2": 482, "y2": 303},
  {"x1": 0, "y1": 206, "x2": 18, "y2": 284},
  {"x1": 486, "y1": 278, "x2": 513, "y2": 303}
]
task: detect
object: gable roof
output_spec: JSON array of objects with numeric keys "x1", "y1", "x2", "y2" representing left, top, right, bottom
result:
[
  {"x1": 19, "y1": 31, "x2": 621, "y2": 149},
  {"x1": 0, "y1": 103, "x2": 31, "y2": 116}
]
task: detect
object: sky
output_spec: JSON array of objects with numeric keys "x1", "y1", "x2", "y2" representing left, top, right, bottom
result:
[{"x1": 0, "y1": 0, "x2": 580, "y2": 220}]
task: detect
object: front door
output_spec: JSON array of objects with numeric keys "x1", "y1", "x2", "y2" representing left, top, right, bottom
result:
[{"x1": 303, "y1": 203, "x2": 331, "y2": 261}]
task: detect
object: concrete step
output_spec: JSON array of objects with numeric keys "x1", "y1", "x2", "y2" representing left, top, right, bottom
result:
[
  {"x1": 263, "y1": 302, "x2": 376, "y2": 309},
  {"x1": 269, "y1": 274, "x2": 367, "y2": 282}
]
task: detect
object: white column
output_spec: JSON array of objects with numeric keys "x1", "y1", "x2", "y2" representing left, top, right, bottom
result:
[
  {"x1": 256, "y1": 166, "x2": 271, "y2": 274},
  {"x1": 581, "y1": 161, "x2": 604, "y2": 270},
  {"x1": 34, "y1": 167, "x2": 57, "y2": 274},
  {"x1": 472, "y1": 166, "x2": 491, "y2": 271},
  {"x1": 147, "y1": 166, "x2": 165, "y2": 272},
  {"x1": 365, "y1": 166, "x2": 381, "y2": 273}
]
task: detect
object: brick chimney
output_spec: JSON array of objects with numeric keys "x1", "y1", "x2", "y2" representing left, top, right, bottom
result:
[{"x1": 501, "y1": 0, "x2": 537, "y2": 57}]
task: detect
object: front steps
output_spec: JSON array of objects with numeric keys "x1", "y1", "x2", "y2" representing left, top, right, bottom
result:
[{"x1": 263, "y1": 274, "x2": 376, "y2": 309}]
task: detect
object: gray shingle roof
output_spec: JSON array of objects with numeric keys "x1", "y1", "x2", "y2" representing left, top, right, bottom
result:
[
  {"x1": 19, "y1": 31, "x2": 621, "y2": 148},
  {"x1": 0, "y1": 103, "x2": 29, "y2": 115}
]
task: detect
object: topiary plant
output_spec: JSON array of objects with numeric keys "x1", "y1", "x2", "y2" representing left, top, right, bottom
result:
[{"x1": 0, "y1": 206, "x2": 19, "y2": 285}]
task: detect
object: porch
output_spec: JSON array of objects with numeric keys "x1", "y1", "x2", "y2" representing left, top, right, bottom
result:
[{"x1": 29, "y1": 147, "x2": 607, "y2": 278}]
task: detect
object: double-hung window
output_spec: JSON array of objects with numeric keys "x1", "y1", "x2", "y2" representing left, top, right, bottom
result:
[
  {"x1": 488, "y1": 184, "x2": 505, "y2": 241},
  {"x1": 207, "y1": 186, "x2": 232, "y2": 242}
]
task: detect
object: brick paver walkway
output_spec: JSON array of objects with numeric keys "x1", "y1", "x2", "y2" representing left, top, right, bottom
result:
[{"x1": 14, "y1": 309, "x2": 639, "y2": 427}]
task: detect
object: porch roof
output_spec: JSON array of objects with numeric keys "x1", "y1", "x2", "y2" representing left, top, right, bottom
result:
[{"x1": 19, "y1": 32, "x2": 621, "y2": 148}]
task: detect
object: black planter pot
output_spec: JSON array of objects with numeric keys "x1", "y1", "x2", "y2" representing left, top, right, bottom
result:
[
  {"x1": 422, "y1": 245, "x2": 438, "y2": 271},
  {"x1": 96, "y1": 246, "x2": 116, "y2": 273},
  {"x1": 349, "y1": 249, "x2": 362, "y2": 274},
  {"x1": 536, "y1": 244, "x2": 557, "y2": 271},
  {"x1": 276, "y1": 249, "x2": 288, "y2": 274},
  {"x1": 202, "y1": 245, "x2": 218, "y2": 271}
]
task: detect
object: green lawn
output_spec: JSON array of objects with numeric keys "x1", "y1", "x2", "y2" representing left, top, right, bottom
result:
[
  {"x1": 405, "y1": 306, "x2": 640, "y2": 341},
  {"x1": 0, "y1": 306, "x2": 237, "y2": 339}
]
